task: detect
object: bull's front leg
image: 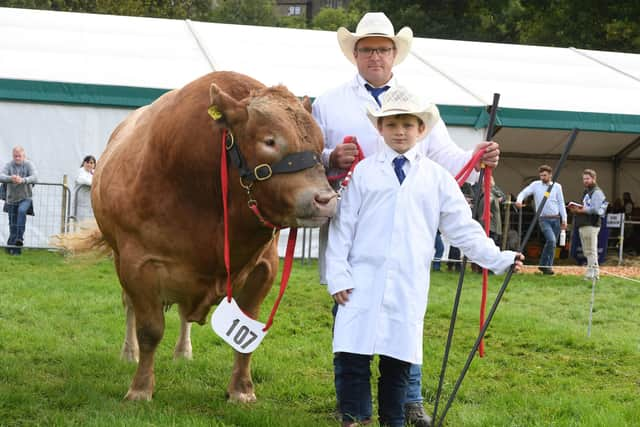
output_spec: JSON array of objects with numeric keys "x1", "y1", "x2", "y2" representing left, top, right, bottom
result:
[
  {"x1": 227, "y1": 351, "x2": 256, "y2": 403},
  {"x1": 226, "y1": 253, "x2": 276, "y2": 403},
  {"x1": 173, "y1": 307, "x2": 193, "y2": 360},
  {"x1": 120, "y1": 291, "x2": 139, "y2": 363}
]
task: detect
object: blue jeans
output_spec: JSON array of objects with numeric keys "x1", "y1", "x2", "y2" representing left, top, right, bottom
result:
[
  {"x1": 406, "y1": 363, "x2": 423, "y2": 403},
  {"x1": 6, "y1": 199, "x2": 31, "y2": 254},
  {"x1": 333, "y1": 302, "x2": 422, "y2": 414},
  {"x1": 433, "y1": 231, "x2": 444, "y2": 271},
  {"x1": 335, "y1": 352, "x2": 410, "y2": 427},
  {"x1": 539, "y1": 218, "x2": 560, "y2": 268}
]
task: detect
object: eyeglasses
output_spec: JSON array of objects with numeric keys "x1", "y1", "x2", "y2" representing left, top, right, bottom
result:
[{"x1": 356, "y1": 47, "x2": 395, "y2": 57}]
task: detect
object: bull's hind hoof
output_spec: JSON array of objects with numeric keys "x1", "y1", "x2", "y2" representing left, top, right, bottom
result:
[
  {"x1": 227, "y1": 391, "x2": 256, "y2": 403},
  {"x1": 124, "y1": 389, "x2": 153, "y2": 401}
]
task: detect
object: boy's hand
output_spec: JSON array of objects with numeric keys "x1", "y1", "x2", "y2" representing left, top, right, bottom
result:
[
  {"x1": 513, "y1": 253, "x2": 525, "y2": 272},
  {"x1": 333, "y1": 289, "x2": 353, "y2": 305}
]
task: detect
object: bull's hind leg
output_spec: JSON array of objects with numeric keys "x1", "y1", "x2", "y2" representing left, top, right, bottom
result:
[
  {"x1": 173, "y1": 306, "x2": 193, "y2": 360},
  {"x1": 115, "y1": 253, "x2": 167, "y2": 401},
  {"x1": 124, "y1": 301, "x2": 165, "y2": 401},
  {"x1": 227, "y1": 251, "x2": 277, "y2": 403}
]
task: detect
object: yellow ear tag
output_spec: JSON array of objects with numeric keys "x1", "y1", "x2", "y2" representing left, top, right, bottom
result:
[{"x1": 208, "y1": 105, "x2": 222, "y2": 120}]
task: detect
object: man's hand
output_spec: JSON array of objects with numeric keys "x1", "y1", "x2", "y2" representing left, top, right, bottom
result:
[
  {"x1": 514, "y1": 201, "x2": 523, "y2": 209},
  {"x1": 513, "y1": 253, "x2": 525, "y2": 272},
  {"x1": 474, "y1": 141, "x2": 500, "y2": 170},
  {"x1": 329, "y1": 140, "x2": 359, "y2": 169},
  {"x1": 561, "y1": 222, "x2": 567, "y2": 230},
  {"x1": 10, "y1": 175, "x2": 22, "y2": 184},
  {"x1": 333, "y1": 289, "x2": 353, "y2": 305},
  {"x1": 568, "y1": 205, "x2": 584, "y2": 214}
]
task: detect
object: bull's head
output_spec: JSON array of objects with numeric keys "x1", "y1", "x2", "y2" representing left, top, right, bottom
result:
[{"x1": 209, "y1": 83, "x2": 337, "y2": 228}]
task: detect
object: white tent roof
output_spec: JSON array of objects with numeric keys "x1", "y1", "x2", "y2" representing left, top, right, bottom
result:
[
  {"x1": 3, "y1": 7, "x2": 639, "y2": 117},
  {"x1": 411, "y1": 38, "x2": 640, "y2": 115}
]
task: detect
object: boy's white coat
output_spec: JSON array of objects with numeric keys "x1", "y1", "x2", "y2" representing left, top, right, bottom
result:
[{"x1": 327, "y1": 148, "x2": 516, "y2": 364}]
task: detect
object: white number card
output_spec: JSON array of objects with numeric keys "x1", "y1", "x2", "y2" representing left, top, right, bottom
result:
[{"x1": 211, "y1": 297, "x2": 267, "y2": 353}]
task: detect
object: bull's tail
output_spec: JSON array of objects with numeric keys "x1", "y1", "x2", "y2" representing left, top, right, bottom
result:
[{"x1": 51, "y1": 220, "x2": 112, "y2": 259}]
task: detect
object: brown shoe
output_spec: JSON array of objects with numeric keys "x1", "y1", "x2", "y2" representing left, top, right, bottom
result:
[{"x1": 405, "y1": 402, "x2": 433, "y2": 427}]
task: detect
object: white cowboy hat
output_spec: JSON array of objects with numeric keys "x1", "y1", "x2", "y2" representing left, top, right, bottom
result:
[
  {"x1": 337, "y1": 12, "x2": 413, "y2": 66},
  {"x1": 367, "y1": 86, "x2": 440, "y2": 137}
]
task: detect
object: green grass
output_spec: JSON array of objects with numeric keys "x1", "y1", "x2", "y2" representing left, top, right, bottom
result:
[{"x1": 1, "y1": 251, "x2": 639, "y2": 426}]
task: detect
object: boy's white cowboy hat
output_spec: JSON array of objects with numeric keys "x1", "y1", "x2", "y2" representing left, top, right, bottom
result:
[
  {"x1": 367, "y1": 86, "x2": 440, "y2": 137},
  {"x1": 337, "y1": 12, "x2": 413, "y2": 66}
]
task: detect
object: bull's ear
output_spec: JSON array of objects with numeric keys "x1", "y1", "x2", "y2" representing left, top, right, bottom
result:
[
  {"x1": 301, "y1": 95, "x2": 312, "y2": 113},
  {"x1": 208, "y1": 83, "x2": 247, "y2": 126}
]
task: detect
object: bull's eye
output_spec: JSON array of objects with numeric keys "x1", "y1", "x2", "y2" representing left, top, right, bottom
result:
[{"x1": 264, "y1": 138, "x2": 276, "y2": 147}]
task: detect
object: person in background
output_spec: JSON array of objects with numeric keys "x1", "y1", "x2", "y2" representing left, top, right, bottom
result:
[
  {"x1": 0, "y1": 146, "x2": 38, "y2": 255},
  {"x1": 622, "y1": 192, "x2": 634, "y2": 217},
  {"x1": 569, "y1": 169, "x2": 607, "y2": 280},
  {"x1": 471, "y1": 176, "x2": 505, "y2": 273},
  {"x1": 76, "y1": 155, "x2": 96, "y2": 186},
  {"x1": 74, "y1": 155, "x2": 96, "y2": 223},
  {"x1": 326, "y1": 87, "x2": 523, "y2": 427},
  {"x1": 515, "y1": 165, "x2": 567, "y2": 275},
  {"x1": 312, "y1": 12, "x2": 502, "y2": 426}
]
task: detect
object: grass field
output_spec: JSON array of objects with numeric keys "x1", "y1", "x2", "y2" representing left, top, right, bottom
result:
[{"x1": 1, "y1": 250, "x2": 639, "y2": 426}]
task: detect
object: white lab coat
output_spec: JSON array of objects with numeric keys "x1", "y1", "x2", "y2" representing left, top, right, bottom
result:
[
  {"x1": 326, "y1": 146, "x2": 516, "y2": 364},
  {"x1": 313, "y1": 73, "x2": 479, "y2": 284}
]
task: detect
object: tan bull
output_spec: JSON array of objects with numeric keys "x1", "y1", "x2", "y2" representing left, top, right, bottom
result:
[{"x1": 62, "y1": 71, "x2": 337, "y2": 403}]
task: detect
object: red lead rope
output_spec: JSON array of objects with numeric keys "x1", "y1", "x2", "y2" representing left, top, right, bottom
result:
[
  {"x1": 479, "y1": 166, "x2": 492, "y2": 357},
  {"x1": 220, "y1": 129, "x2": 297, "y2": 332},
  {"x1": 263, "y1": 228, "x2": 297, "y2": 331},
  {"x1": 455, "y1": 149, "x2": 491, "y2": 357}
]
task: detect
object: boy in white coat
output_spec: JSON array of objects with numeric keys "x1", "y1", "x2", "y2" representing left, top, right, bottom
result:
[{"x1": 326, "y1": 87, "x2": 524, "y2": 427}]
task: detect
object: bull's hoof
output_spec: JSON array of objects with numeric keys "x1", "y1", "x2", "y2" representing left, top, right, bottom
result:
[
  {"x1": 124, "y1": 389, "x2": 153, "y2": 401},
  {"x1": 120, "y1": 347, "x2": 139, "y2": 363},
  {"x1": 227, "y1": 391, "x2": 257, "y2": 403},
  {"x1": 173, "y1": 347, "x2": 193, "y2": 360}
]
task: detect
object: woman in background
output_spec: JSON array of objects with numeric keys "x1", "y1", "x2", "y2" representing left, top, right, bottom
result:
[
  {"x1": 74, "y1": 155, "x2": 96, "y2": 223},
  {"x1": 76, "y1": 155, "x2": 96, "y2": 186}
]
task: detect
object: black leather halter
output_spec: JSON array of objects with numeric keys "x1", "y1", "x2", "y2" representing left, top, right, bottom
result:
[{"x1": 224, "y1": 131, "x2": 320, "y2": 183}]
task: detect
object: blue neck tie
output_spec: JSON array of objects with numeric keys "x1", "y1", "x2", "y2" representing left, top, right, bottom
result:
[
  {"x1": 393, "y1": 156, "x2": 406, "y2": 184},
  {"x1": 365, "y1": 83, "x2": 390, "y2": 106}
]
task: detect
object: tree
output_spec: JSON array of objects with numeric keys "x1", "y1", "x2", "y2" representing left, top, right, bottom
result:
[
  {"x1": 311, "y1": 7, "x2": 349, "y2": 31},
  {"x1": 210, "y1": 0, "x2": 278, "y2": 27}
]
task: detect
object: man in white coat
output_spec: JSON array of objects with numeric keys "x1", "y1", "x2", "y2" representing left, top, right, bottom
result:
[
  {"x1": 312, "y1": 11, "x2": 501, "y2": 426},
  {"x1": 327, "y1": 86, "x2": 523, "y2": 427}
]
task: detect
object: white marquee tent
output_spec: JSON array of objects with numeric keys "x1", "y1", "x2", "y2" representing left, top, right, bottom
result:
[{"x1": 1, "y1": 7, "x2": 639, "y2": 252}]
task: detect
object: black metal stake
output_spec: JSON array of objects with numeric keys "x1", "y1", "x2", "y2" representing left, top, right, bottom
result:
[
  {"x1": 435, "y1": 128, "x2": 579, "y2": 427},
  {"x1": 432, "y1": 93, "x2": 500, "y2": 421}
]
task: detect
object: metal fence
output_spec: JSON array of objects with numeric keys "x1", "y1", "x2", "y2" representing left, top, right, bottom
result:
[{"x1": 0, "y1": 181, "x2": 71, "y2": 250}]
